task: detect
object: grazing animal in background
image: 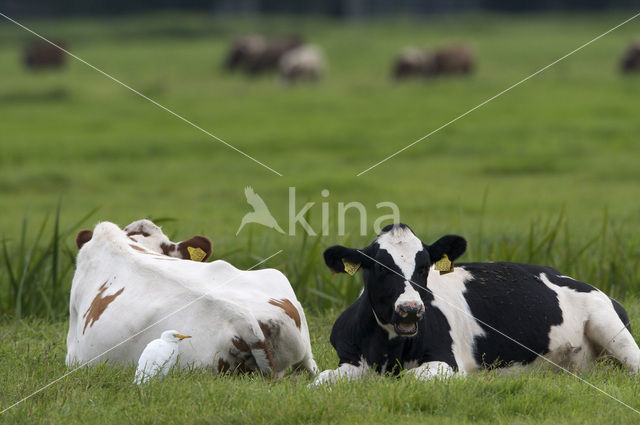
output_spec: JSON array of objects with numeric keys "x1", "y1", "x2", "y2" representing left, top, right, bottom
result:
[
  {"x1": 224, "y1": 34, "x2": 267, "y2": 71},
  {"x1": 279, "y1": 45, "x2": 326, "y2": 83},
  {"x1": 433, "y1": 44, "x2": 474, "y2": 75},
  {"x1": 620, "y1": 40, "x2": 640, "y2": 73},
  {"x1": 392, "y1": 44, "x2": 474, "y2": 80},
  {"x1": 23, "y1": 40, "x2": 67, "y2": 70},
  {"x1": 134, "y1": 330, "x2": 191, "y2": 385},
  {"x1": 236, "y1": 186, "x2": 285, "y2": 235},
  {"x1": 224, "y1": 34, "x2": 304, "y2": 76},
  {"x1": 392, "y1": 47, "x2": 437, "y2": 79},
  {"x1": 67, "y1": 220, "x2": 317, "y2": 378},
  {"x1": 313, "y1": 223, "x2": 639, "y2": 384}
]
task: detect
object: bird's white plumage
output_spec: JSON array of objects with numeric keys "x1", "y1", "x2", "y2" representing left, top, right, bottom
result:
[{"x1": 134, "y1": 330, "x2": 190, "y2": 385}]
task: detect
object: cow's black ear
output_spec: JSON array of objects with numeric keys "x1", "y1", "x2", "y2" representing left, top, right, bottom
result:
[
  {"x1": 426, "y1": 235, "x2": 467, "y2": 263},
  {"x1": 323, "y1": 245, "x2": 372, "y2": 275}
]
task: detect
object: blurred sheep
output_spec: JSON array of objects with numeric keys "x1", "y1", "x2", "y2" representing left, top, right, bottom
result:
[
  {"x1": 23, "y1": 40, "x2": 67, "y2": 70},
  {"x1": 620, "y1": 40, "x2": 640, "y2": 73},
  {"x1": 279, "y1": 45, "x2": 325, "y2": 83},
  {"x1": 434, "y1": 45, "x2": 474, "y2": 75},
  {"x1": 224, "y1": 34, "x2": 266, "y2": 71},
  {"x1": 392, "y1": 47, "x2": 436, "y2": 79},
  {"x1": 224, "y1": 34, "x2": 304, "y2": 76},
  {"x1": 392, "y1": 44, "x2": 475, "y2": 80}
]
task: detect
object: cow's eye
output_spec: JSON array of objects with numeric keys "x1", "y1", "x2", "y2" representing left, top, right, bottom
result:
[{"x1": 416, "y1": 266, "x2": 428, "y2": 275}]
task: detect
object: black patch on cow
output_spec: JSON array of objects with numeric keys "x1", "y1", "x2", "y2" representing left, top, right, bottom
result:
[
  {"x1": 381, "y1": 223, "x2": 410, "y2": 233},
  {"x1": 426, "y1": 234, "x2": 467, "y2": 263},
  {"x1": 458, "y1": 262, "x2": 564, "y2": 368},
  {"x1": 538, "y1": 269, "x2": 598, "y2": 293},
  {"x1": 324, "y1": 245, "x2": 374, "y2": 274},
  {"x1": 329, "y1": 289, "x2": 458, "y2": 375},
  {"x1": 611, "y1": 298, "x2": 632, "y2": 333}
]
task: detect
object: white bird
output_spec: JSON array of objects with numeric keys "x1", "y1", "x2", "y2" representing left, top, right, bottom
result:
[{"x1": 134, "y1": 330, "x2": 191, "y2": 385}]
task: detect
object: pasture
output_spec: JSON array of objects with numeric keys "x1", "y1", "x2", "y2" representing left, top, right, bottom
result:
[{"x1": 1, "y1": 10, "x2": 640, "y2": 423}]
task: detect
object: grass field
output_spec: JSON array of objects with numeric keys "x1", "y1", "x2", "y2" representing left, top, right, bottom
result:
[
  {"x1": 3, "y1": 306, "x2": 640, "y2": 424},
  {"x1": 2, "y1": 10, "x2": 640, "y2": 423}
]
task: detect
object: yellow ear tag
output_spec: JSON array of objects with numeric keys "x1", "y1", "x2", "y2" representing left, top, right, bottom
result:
[
  {"x1": 342, "y1": 259, "x2": 361, "y2": 276},
  {"x1": 434, "y1": 254, "x2": 454, "y2": 275},
  {"x1": 187, "y1": 246, "x2": 207, "y2": 262}
]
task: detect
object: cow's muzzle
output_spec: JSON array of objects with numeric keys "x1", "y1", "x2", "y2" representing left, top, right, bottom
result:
[{"x1": 394, "y1": 303, "x2": 424, "y2": 337}]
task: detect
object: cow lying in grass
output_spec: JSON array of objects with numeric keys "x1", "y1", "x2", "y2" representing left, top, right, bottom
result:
[
  {"x1": 67, "y1": 219, "x2": 318, "y2": 377},
  {"x1": 313, "y1": 223, "x2": 639, "y2": 384}
]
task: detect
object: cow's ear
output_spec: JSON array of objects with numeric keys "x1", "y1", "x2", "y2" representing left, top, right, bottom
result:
[
  {"x1": 426, "y1": 235, "x2": 467, "y2": 263},
  {"x1": 323, "y1": 245, "x2": 372, "y2": 275},
  {"x1": 76, "y1": 230, "x2": 93, "y2": 250},
  {"x1": 177, "y1": 236, "x2": 212, "y2": 262}
]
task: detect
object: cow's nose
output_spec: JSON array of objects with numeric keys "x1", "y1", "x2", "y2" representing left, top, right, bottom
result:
[{"x1": 396, "y1": 302, "x2": 425, "y2": 321}]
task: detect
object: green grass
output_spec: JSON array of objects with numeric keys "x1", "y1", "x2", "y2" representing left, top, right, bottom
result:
[
  {"x1": 1, "y1": 11, "x2": 640, "y2": 312},
  {"x1": 1, "y1": 12, "x2": 640, "y2": 242},
  {"x1": 3, "y1": 306, "x2": 640, "y2": 424}
]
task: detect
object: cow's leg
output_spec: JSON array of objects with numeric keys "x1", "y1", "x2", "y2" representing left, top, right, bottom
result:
[
  {"x1": 310, "y1": 363, "x2": 367, "y2": 385},
  {"x1": 405, "y1": 361, "x2": 456, "y2": 381},
  {"x1": 586, "y1": 307, "x2": 640, "y2": 374}
]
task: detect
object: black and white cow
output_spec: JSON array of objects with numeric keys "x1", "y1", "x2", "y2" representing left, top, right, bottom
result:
[{"x1": 313, "y1": 223, "x2": 640, "y2": 384}]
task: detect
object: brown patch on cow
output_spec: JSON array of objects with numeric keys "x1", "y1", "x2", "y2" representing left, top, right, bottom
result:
[
  {"x1": 232, "y1": 336, "x2": 250, "y2": 352},
  {"x1": 177, "y1": 236, "x2": 212, "y2": 262},
  {"x1": 82, "y1": 282, "x2": 124, "y2": 334},
  {"x1": 251, "y1": 321, "x2": 275, "y2": 372},
  {"x1": 218, "y1": 358, "x2": 231, "y2": 374},
  {"x1": 127, "y1": 230, "x2": 151, "y2": 237},
  {"x1": 269, "y1": 298, "x2": 301, "y2": 329},
  {"x1": 160, "y1": 242, "x2": 175, "y2": 256},
  {"x1": 258, "y1": 320, "x2": 272, "y2": 339},
  {"x1": 128, "y1": 237, "x2": 137, "y2": 242},
  {"x1": 129, "y1": 244, "x2": 152, "y2": 254},
  {"x1": 76, "y1": 230, "x2": 93, "y2": 249}
]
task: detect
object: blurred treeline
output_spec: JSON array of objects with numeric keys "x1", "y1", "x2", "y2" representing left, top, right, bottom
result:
[{"x1": 1, "y1": 0, "x2": 638, "y2": 18}]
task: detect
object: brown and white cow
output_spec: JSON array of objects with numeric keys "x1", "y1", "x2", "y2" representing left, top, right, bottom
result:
[{"x1": 66, "y1": 220, "x2": 318, "y2": 377}]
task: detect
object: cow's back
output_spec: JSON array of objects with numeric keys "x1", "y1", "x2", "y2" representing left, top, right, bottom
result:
[
  {"x1": 428, "y1": 262, "x2": 626, "y2": 371},
  {"x1": 66, "y1": 221, "x2": 316, "y2": 375}
]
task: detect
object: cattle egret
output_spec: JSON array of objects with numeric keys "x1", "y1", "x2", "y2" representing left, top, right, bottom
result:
[{"x1": 134, "y1": 330, "x2": 191, "y2": 385}]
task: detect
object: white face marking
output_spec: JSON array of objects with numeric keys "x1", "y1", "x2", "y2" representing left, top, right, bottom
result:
[
  {"x1": 376, "y1": 226, "x2": 423, "y2": 280},
  {"x1": 376, "y1": 226, "x2": 424, "y2": 310},
  {"x1": 395, "y1": 281, "x2": 422, "y2": 310}
]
